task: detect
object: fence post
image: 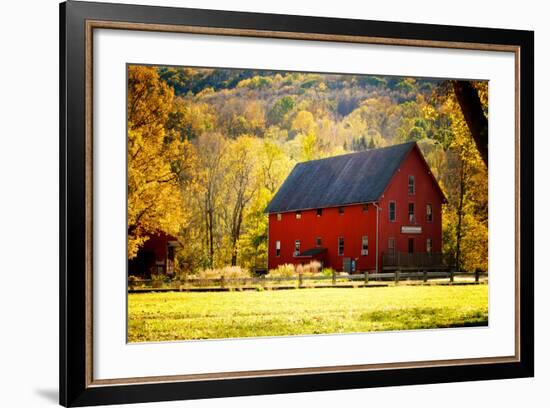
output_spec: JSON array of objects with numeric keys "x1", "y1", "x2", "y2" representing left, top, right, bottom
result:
[
  {"x1": 395, "y1": 269, "x2": 400, "y2": 285},
  {"x1": 450, "y1": 270, "x2": 454, "y2": 283},
  {"x1": 423, "y1": 270, "x2": 428, "y2": 283},
  {"x1": 332, "y1": 270, "x2": 336, "y2": 286},
  {"x1": 298, "y1": 273, "x2": 303, "y2": 288},
  {"x1": 220, "y1": 276, "x2": 225, "y2": 289},
  {"x1": 475, "y1": 270, "x2": 480, "y2": 283},
  {"x1": 364, "y1": 271, "x2": 369, "y2": 286}
]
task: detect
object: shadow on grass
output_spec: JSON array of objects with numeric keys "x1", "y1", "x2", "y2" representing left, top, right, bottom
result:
[{"x1": 359, "y1": 306, "x2": 488, "y2": 329}]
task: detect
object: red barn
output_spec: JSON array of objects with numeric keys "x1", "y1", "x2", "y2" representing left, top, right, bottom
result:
[
  {"x1": 265, "y1": 142, "x2": 447, "y2": 273},
  {"x1": 128, "y1": 232, "x2": 179, "y2": 278}
]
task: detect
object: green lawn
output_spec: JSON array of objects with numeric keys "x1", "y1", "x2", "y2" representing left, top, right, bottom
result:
[{"x1": 127, "y1": 285, "x2": 488, "y2": 342}]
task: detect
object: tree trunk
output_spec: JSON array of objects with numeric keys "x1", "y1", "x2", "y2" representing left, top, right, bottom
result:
[
  {"x1": 452, "y1": 81, "x2": 488, "y2": 167},
  {"x1": 230, "y1": 207, "x2": 244, "y2": 266},
  {"x1": 205, "y1": 195, "x2": 214, "y2": 268},
  {"x1": 455, "y1": 161, "x2": 465, "y2": 271}
]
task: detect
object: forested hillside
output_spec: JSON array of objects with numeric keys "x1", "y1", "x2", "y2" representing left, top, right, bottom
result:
[{"x1": 127, "y1": 65, "x2": 488, "y2": 273}]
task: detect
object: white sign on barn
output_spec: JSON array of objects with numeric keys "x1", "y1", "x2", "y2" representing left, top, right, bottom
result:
[{"x1": 401, "y1": 226, "x2": 422, "y2": 234}]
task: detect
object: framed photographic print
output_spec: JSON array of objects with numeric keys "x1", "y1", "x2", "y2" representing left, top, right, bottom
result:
[{"x1": 59, "y1": 0, "x2": 534, "y2": 406}]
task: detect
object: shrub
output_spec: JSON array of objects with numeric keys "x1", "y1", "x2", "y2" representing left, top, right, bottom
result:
[
  {"x1": 321, "y1": 267, "x2": 336, "y2": 277},
  {"x1": 174, "y1": 271, "x2": 190, "y2": 281},
  {"x1": 221, "y1": 266, "x2": 250, "y2": 279},
  {"x1": 128, "y1": 275, "x2": 139, "y2": 290},
  {"x1": 267, "y1": 262, "x2": 323, "y2": 278},
  {"x1": 150, "y1": 273, "x2": 166, "y2": 288},
  {"x1": 267, "y1": 263, "x2": 296, "y2": 278},
  {"x1": 301, "y1": 261, "x2": 321, "y2": 276},
  {"x1": 195, "y1": 266, "x2": 251, "y2": 280}
]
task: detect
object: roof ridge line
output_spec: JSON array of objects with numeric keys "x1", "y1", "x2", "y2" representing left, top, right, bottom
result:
[
  {"x1": 265, "y1": 141, "x2": 419, "y2": 214},
  {"x1": 295, "y1": 141, "x2": 416, "y2": 166}
]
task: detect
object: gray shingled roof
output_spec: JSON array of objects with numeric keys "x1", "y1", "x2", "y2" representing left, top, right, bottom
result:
[{"x1": 265, "y1": 142, "x2": 416, "y2": 213}]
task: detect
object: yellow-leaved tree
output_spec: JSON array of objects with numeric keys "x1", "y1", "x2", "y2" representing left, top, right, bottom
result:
[
  {"x1": 439, "y1": 83, "x2": 488, "y2": 272},
  {"x1": 127, "y1": 66, "x2": 196, "y2": 259}
]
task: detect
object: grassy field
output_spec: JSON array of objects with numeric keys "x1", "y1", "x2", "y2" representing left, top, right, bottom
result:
[{"x1": 127, "y1": 285, "x2": 488, "y2": 342}]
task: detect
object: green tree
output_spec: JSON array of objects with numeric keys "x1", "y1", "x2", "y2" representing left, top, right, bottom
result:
[{"x1": 267, "y1": 96, "x2": 295, "y2": 127}]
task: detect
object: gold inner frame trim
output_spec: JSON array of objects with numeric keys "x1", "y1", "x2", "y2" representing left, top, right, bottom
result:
[{"x1": 84, "y1": 19, "x2": 521, "y2": 388}]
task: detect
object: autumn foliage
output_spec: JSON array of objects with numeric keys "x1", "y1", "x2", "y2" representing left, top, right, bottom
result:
[
  {"x1": 127, "y1": 66, "x2": 197, "y2": 258},
  {"x1": 127, "y1": 66, "x2": 488, "y2": 273}
]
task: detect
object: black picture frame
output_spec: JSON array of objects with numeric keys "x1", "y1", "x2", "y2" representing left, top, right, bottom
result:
[{"x1": 60, "y1": 1, "x2": 534, "y2": 406}]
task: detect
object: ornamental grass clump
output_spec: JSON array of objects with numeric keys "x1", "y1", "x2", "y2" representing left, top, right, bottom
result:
[
  {"x1": 267, "y1": 263, "x2": 296, "y2": 278},
  {"x1": 195, "y1": 266, "x2": 250, "y2": 280},
  {"x1": 301, "y1": 261, "x2": 322, "y2": 276},
  {"x1": 189, "y1": 266, "x2": 251, "y2": 287}
]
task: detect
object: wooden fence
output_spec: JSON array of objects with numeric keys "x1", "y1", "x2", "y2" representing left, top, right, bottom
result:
[
  {"x1": 382, "y1": 251, "x2": 447, "y2": 270},
  {"x1": 128, "y1": 270, "x2": 488, "y2": 292}
]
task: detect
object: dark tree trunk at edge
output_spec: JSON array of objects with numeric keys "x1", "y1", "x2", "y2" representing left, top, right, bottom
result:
[{"x1": 452, "y1": 81, "x2": 488, "y2": 167}]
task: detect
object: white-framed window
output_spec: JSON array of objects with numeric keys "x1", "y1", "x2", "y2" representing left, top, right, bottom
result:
[
  {"x1": 338, "y1": 237, "x2": 345, "y2": 256},
  {"x1": 294, "y1": 240, "x2": 300, "y2": 256},
  {"x1": 408, "y1": 175, "x2": 415, "y2": 195},
  {"x1": 362, "y1": 203, "x2": 369, "y2": 213},
  {"x1": 316, "y1": 237, "x2": 322, "y2": 247},
  {"x1": 316, "y1": 208, "x2": 323, "y2": 217},
  {"x1": 426, "y1": 238, "x2": 433, "y2": 253},
  {"x1": 275, "y1": 240, "x2": 281, "y2": 257},
  {"x1": 338, "y1": 206, "x2": 345, "y2": 215},
  {"x1": 276, "y1": 213, "x2": 282, "y2": 221},
  {"x1": 361, "y1": 235, "x2": 369, "y2": 255},
  {"x1": 426, "y1": 203, "x2": 433, "y2": 222},
  {"x1": 295, "y1": 211, "x2": 301, "y2": 220},
  {"x1": 389, "y1": 201, "x2": 396, "y2": 222}
]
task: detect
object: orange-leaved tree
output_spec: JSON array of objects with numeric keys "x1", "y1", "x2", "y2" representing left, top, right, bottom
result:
[{"x1": 127, "y1": 65, "x2": 196, "y2": 259}]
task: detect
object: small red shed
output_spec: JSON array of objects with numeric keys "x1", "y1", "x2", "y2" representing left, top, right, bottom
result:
[
  {"x1": 128, "y1": 232, "x2": 179, "y2": 277},
  {"x1": 265, "y1": 142, "x2": 447, "y2": 273}
]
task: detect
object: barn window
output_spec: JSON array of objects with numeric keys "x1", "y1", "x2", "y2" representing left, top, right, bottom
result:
[
  {"x1": 316, "y1": 237, "x2": 322, "y2": 246},
  {"x1": 426, "y1": 238, "x2": 433, "y2": 253},
  {"x1": 294, "y1": 240, "x2": 301, "y2": 256},
  {"x1": 388, "y1": 238, "x2": 396, "y2": 255},
  {"x1": 426, "y1": 203, "x2": 433, "y2": 222},
  {"x1": 295, "y1": 211, "x2": 301, "y2": 220},
  {"x1": 408, "y1": 175, "x2": 415, "y2": 195},
  {"x1": 361, "y1": 236, "x2": 369, "y2": 256},
  {"x1": 276, "y1": 213, "x2": 282, "y2": 221},
  {"x1": 389, "y1": 201, "x2": 396, "y2": 222},
  {"x1": 338, "y1": 237, "x2": 345, "y2": 256},
  {"x1": 316, "y1": 208, "x2": 323, "y2": 217},
  {"x1": 338, "y1": 206, "x2": 345, "y2": 215},
  {"x1": 276, "y1": 240, "x2": 281, "y2": 257},
  {"x1": 408, "y1": 203, "x2": 415, "y2": 222}
]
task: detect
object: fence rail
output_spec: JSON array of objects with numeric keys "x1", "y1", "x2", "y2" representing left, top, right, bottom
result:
[{"x1": 128, "y1": 270, "x2": 488, "y2": 291}]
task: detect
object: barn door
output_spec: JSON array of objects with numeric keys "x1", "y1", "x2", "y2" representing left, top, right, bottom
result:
[
  {"x1": 343, "y1": 257, "x2": 352, "y2": 273},
  {"x1": 408, "y1": 238, "x2": 414, "y2": 254}
]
